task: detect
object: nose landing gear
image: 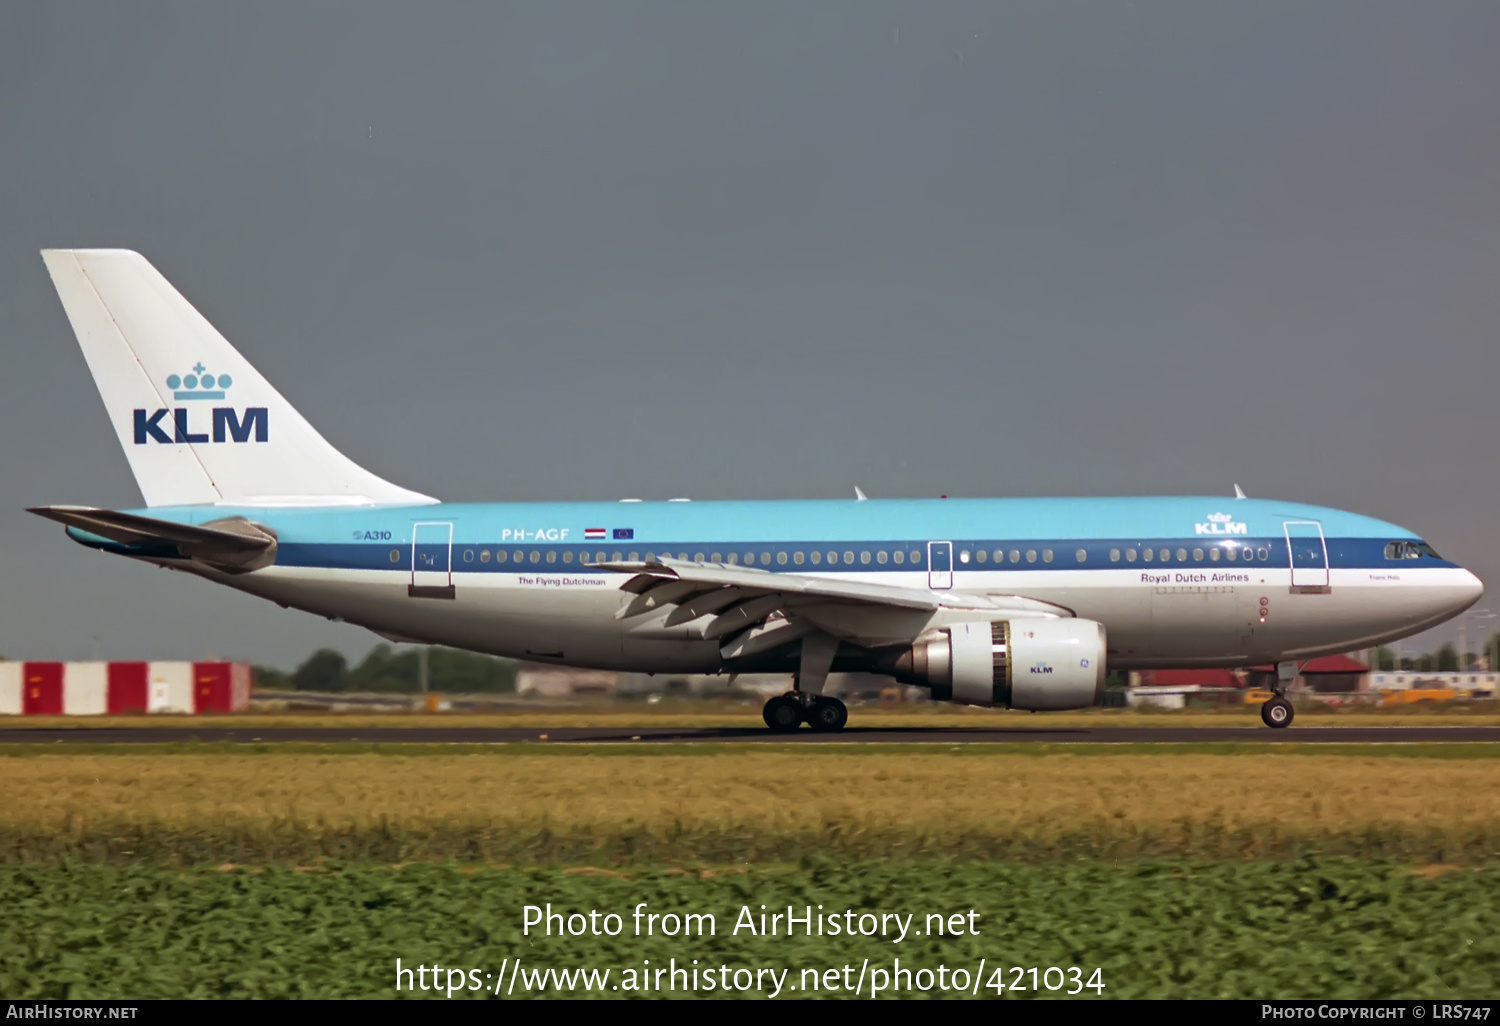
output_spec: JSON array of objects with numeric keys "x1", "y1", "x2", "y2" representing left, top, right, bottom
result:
[
  {"x1": 1260, "y1": 696, "x2": 1294, "y2": 728},
  {"x1": 1259, "y1": 660, "x2": 1300, "y2": 729}
]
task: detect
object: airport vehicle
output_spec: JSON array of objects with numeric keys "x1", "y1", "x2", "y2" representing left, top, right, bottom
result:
[{"x1": 28, "y1": 250, "x2": 1483, "y2": 730}]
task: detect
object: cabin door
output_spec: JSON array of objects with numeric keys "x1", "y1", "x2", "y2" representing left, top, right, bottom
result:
[
  {"x1": 410, "y1": 521, "x2": 456, "y2": 599},
  {"x1": 927, "y1": 541, "x2": 953, "y2": 590},
  {"x1": 1283, "y1": 520, "x2": 1330, "y2": 594}
]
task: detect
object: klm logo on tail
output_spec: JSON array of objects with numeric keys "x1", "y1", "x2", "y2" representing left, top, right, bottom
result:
[{"x1": 133, "y1": 364, "x2": 268, "y2": 445}]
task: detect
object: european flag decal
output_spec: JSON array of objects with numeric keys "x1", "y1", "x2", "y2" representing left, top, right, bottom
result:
[{"x1": 613, "y1": 528, "x2": 634, "y2": 540}]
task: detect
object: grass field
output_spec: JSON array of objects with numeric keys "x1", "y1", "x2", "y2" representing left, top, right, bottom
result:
[
  {"x1": 5, "y1": 749, "x2": 1500, "y2": 865},
  {"x1": 14, "y1": 698, "x2": 1500, "y2": 729},
  {"x1": 5, "y1": 744, "x2": 1499, "y2": 998},
  {"x1": 3, "y1": 859, "x2": 1496, "y2": 998}
]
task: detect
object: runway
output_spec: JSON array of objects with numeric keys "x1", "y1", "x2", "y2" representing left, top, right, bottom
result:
[{"x1": 1, "y1": 725, "x2": 1499, "y2": 744}]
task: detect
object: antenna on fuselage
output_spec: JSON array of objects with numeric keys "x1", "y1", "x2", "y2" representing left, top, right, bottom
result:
[{"x1": 1234, "y1": 483, "x2": 1247, "y2": 499}]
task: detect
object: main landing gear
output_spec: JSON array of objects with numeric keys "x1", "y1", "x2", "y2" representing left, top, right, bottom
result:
[
  {"x1": 1259, "y1": 660, "x2": 1299, "y2": 729},
  {"x1": 762, "y1": 692, "x2": 848, "y2": 733},
  {"x1": 760, "y1": 631, "x2": 847, "y2": 732}
]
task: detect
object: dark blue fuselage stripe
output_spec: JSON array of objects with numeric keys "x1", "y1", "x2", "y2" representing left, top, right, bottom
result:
[{"x1": 272, "y1": 538, "x2": 1452, "y2": 573}]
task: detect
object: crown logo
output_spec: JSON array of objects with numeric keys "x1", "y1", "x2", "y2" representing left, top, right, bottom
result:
[
  {"x1": 165, "y1": 362, "x2": 232, "y2": 401},
  {"x1": 1207, "y1": 512, "x2": 1233, "y2": 523}
]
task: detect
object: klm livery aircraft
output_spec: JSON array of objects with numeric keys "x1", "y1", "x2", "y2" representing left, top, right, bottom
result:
[{"x1": 30, "y1": 250, "x2": 1483, "y2": 730}]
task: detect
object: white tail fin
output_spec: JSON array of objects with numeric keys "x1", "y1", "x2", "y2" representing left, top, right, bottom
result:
[{"x1": 41, "y1": 249, "x2": 436, "y2": 508}]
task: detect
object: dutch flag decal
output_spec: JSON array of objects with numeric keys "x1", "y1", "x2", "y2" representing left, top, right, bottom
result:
[{"x1": 584, "y1": 528, "x2": 606, "y2": 540}]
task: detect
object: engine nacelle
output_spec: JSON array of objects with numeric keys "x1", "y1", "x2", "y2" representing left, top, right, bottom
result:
[{"x1": 885, "y1": 618, "x2": 1106, "y2": 710}]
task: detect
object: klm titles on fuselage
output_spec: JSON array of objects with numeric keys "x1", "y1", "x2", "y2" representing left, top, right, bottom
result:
[{"x1": 132, "y1": 365, "x2": 267, "y2": 444}]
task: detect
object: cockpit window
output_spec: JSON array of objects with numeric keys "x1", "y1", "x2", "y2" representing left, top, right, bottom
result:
[{"x1": 1384, "y1": 540, "x2": 1441, "y2": 560}]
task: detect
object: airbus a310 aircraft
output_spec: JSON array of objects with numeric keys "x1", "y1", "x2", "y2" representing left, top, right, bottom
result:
[{"x1": 29, "y1": 250, "x2": 1482, "y2": 730}]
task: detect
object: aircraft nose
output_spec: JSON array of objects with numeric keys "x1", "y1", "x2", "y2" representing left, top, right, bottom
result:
[{"x1": 1459, "y1": 569, "x2": 1485, "y2": 608}]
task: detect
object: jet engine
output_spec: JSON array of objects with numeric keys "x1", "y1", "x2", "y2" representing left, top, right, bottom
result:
[{"x1": 883, "y1": 618, "x2": 1106, "y2": 710}]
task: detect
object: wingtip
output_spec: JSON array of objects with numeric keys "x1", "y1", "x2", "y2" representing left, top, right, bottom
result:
[
  {"x1": 854, "y1": 486, "x2": 868, "y2": 502},
  {"x1": 1234, "y1": 483, "x2": 1247, "y2": 499}
]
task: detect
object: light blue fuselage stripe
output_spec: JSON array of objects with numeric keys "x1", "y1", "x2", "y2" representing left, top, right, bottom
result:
[{"x1": 103, "y1": 496, "x2": 1443, "y2": 573}]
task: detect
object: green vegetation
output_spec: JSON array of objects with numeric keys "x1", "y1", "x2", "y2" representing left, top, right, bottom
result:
[
  {"x1": 253, "y1": 644, "x2": 516, "y2": 693},
  {"x1": 2, "y1": 859, "x2": 1496, "y2": 998}
]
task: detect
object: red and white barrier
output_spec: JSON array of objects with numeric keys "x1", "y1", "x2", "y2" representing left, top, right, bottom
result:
[{"x1": 0, "y1": 662, "x2": 251, "y2": 715}]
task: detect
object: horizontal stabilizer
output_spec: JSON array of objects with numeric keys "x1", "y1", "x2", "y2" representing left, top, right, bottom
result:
[{"x1": 28, "y1": 505, "x2": 277, "y2": 573}]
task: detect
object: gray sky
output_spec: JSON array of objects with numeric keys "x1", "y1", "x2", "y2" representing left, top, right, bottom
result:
[{"x1": 3, "y1": 2, "x2": 1499, "y2": 668}]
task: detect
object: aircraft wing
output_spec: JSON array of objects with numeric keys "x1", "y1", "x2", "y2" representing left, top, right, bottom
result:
[
  {"x1": 28, "y1": 505, "x2": 277, "y2": 573},
  {"x1": 596, "y1": 558, "x2": 1070, "y2": 656}
]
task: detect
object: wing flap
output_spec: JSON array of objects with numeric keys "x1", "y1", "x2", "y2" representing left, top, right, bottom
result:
[{"x1": 598, "y1": 558, "x2": 1072, "y2": 648}]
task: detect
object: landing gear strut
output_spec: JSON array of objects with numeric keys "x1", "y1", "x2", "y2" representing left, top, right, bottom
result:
[{"x1": 1259, "y1": 660, "x2": 1298, "y2": 729}]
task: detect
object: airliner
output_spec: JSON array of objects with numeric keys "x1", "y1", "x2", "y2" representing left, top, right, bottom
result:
[{"x1": 28, "y1": 250, "x2": 1483, "y2": 730}]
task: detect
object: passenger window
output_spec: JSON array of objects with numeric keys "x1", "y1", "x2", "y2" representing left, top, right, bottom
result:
[
  {"x1": 1256, "y1": 547, "x2": 1269, "y2": 561},
  {"x1": 761, "y1": 553, "x2": 771, "y2": 566},
  {"x1": 1076, "y1": 548, "x2": 1087, "y2": 563},
  {"x1": 546, "y1": 550, "x2": 557, "y2": 564},
  {"x1": 1008, "y1": 550, "x2": 1020, "y2": 564},
  {"x1": 695, "y1": 552, "x2": 705, "y2": 563},
  {"x1": 844, "y1": 551, "x2": 855, "y2": 565},
  {"x1": 958, "y1": 550, "x2": 970, "y2": 564},
  {"x1": 1160, "y1": 549, "x2": 1170, "y2": 562},
  {"x1": 1042, "y1": 549, "x2": 1053, "y2": 563},
  {"x1": 530, "y1": 550, "x2": 542, "y2": 563},
  {"x1": 711, "y1": 552, "x2": 722, "y2": 563},
  {"x1": 480, "y1": 550, "x2": 491, "y2": 563},
  {"x1": 975, "y1": 549, "x2": 986, "y2": 564},
  {"x1": 1026, "y1": 550, "x2": 1037, "y2": 563},
  {"x1": 562, "y1": 551, "x2": 573, "y2": 564},
  {"x1": 793, "y1": 551, "x2": 805, "y2": 565},
  {"x1": 1110, "y1": 549, "x2": 1120, "y2": 562},
  {"x1": 496, "y1": 550, "x2": 508, "y2": 564},
  {"x1": 877, "y1": 550, "x2": 888, "y2": 564},
  {"x1": 628, "y1": 551, "x2": 638, "y2": 562},
  {"x1": 810, "y1": 551, "x2": 822, "y2": 565},
  {"x1": 744, "y1": 552, "x2": 755, "y2": 565},
  {"x1": 1209, "y1": 548, "x2": 1220, "y2": 562},
  {"x1": 727, "y1": 553, "x2": 738, "y2": 565},
  {"x1": 1143, "y1": 548, "x2": 1153, "y2": 562},
  {"x1": 1176, "y1": 548, "x2": 1187, "y2": 562},
  {"x1": 463, "y1": 549, "x2": 474, "y2": 563},
  {"x1": 1126, "y1": 549, "x2": 1137, "y2": 562},
  {"x1": 777, "y1": 551, "x2": 788, "y2": 565},
  {"x1": 1193, "y1": 548, "x2": 1203, "y2": 561},
  {"x1": 911, "y1": 551, "x2": 922, "y2": 564},
  {"x1": 645, "y1": 552, "x2": 656, "y2": 562},
  {"x1": 892, "y1": 550, "x2": 903, "y2": 565},
  {"x1": 993, "y1": 550, "x2": 1004, "y2": 563},
  {"x1": 861, "y1": 551, "x2": 872, "y2": 565},
  {"x1": 1225, "y1": 547, "x2": 1237, "y2": 562},
  {"x1": 829, "y1": 551, "x2": 839, "y2": 564}
]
